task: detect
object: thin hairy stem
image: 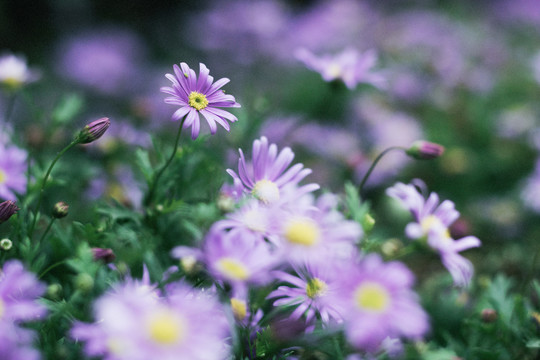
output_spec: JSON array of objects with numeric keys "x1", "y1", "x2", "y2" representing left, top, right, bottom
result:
[{"x1": 358, "y1": 146, "x2": 406, "y2": 196}]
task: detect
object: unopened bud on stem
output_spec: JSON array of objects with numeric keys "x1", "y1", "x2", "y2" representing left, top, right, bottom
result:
[
  {"x1": 91, "y1": 248, "x2": 116, "y2": 263},
  {"x1": 52, "y1": 202, "x2": 69, "y2": 219},
  {"x1": 406, "y1": 140, "x2": 445, "y2": 160},
  {"x1": 76, "y1": 117, "x2": 110, "y2": 144},
  {"x1": 0, "y1": 200, "x2": 19, "y2": 224}
]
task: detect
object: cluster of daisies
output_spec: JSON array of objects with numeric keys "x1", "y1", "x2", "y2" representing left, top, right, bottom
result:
[{"x1": 0, "y1": 62, "x2": 481, "y2": 359}]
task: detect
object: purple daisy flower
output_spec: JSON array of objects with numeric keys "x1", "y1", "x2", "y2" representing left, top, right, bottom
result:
[
  {"x1": 227, "y1": 136, "x2": 319, "y2": 205},
  {"x1": 72, "y1": 280, "x2": 229, "y2": 360},
  {"x1": 329, "y1": 254, "x2": 428, "y2": 352},
  {"x1": 267, "y1": 258, "x2": 346, "y2": 326},
  {"x1": 161, "y1": 62, "x2": 241, "y2": 139},
  {"x1": 0, "y1": 260, "x2": 47, "y2": 360},
  {"x1": 273, "y1": 193, "x2": 362, "y2": 264},
  {"x1": 386, "y1": 181, "x2": 481, "y2": 287},
  {"x1": 295, "y1": 47, "x2": 385, "y2": 90},
  {"x1": 0, "y1": 260, "x2": 47, "y2": 324},
  {"x1": 0, "y1": 143, "x2": 28, "y2": 201},
  {"x1": 203, "y1": 227, "x2": 278, "y2": 290}
]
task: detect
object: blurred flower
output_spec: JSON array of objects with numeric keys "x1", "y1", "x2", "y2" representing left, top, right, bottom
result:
[
  {"x1": 170, "y1": 246, "x2": 204, "y2": 274},
  {"x1": 0, "y1": 238, "x2": 12, "y2": 250},
  {"x1": 0, "y1": 52, "x2": 39, "y2": 90},
  {"x1": 72, "y1": 281, "x2": 229, "y2": 360},
  {"x1": 521, "y1": 159, "x2": 540, "y2": 214},
  {"x1": 203, "y1": 228, "x2": 278, "y2": 290},
  {"x1": 227, "y1": 136, "x2": 319, "y2": 205},
  {"x1": 56, "y1": 28, "x2": 146, "y2": 94},
  {"x1": 0, "y1": 200, "x2": 19, "y2": 224},
  {"x1": 387, "y1": 182, "x2": 481, "y2": 287},
  {"x1": 329, "y1": 254, "x2": 428, "y2": 352},
  {"x1": 190, "y1": 0, "x2": 291, "y2": 65},
  {"x1": 161, "y1": 62, "x2": 241, "y2": 140},
  {"x1": 295, "y1": 48, "x2": 385, "y2": 90},
  {"x1": 85, "y1": 165, "x2": 143, "y2": 209},
  {"x1": 273, "y1": 193, "x2": 362, "y2": 264},
  {"x1": 76, "y1": 117, "x2": 111, "y2": 144},
  {"x1": 0, "y1": 143, "x2": 27, "y2": 200},
  {"x1": 0, "y1": 260, "x2": 47, "y2": 360}
]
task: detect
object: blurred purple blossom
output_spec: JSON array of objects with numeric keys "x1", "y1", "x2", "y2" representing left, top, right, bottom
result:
[
  {"x1": 56, "y1": 28, "x2": 147, "y2": 95},
  {"x1": 0, "y1": 142, "x2": 27, "y2": 200},
  {"x1": 295, "y1": 48, "x2": 386, "y2": 90}
]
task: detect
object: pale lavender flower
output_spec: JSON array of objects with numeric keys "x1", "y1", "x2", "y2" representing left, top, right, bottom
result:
[
  {"x1": 227, "y1": 136, "x2": 319, "y2": 205},
  {"x1": 0, "y1": 52, "x2": 39, "y2": 90},
  {"x1": 521, "y1": 159, "x2": 540, "y2": 214},
  {"x1": 273, "y1": 193, "x2": 362, "y2": 264},
  {"x1": 0, "y1": 143, "x2": 27, "y2": 201},
  {"x1": 72, "y1": 280, "x2": 229, "y2": 360},
  {"x1": 267, "y1": 259, "x2": 346, "y2": 326},
  {"x1": 295, "y1": 47, "x2": 385, "y2": 90},
  {"x1": 386, "y1": 182, "x2": 481, "y2": 287},
  {"x1": 329, "y1": 254, "x2": 428, "y2": 352},
  {"x1": 0, "y1": 260, "x2": 47, "y2": 323},
  {"x1": 161, "y1": 62, "x2": 240, "y2": 140},
  {"x1": 203, "y1": 228, "x2": 278, "y2": 289},
  {"x1": 0, "y1": 260, "x2": 47, "y2": 360},
  {"x1": 212, "y1": 198, "x2": 275, "y2": 242}
]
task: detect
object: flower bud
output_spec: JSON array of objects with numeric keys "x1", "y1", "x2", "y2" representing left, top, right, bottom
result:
[
  {"x1": 91, "y1": 247, "x2": 116, "y2": 263},
  {"x1": 76, "y1": 117, "x2": 110, "y2": 144},
  {"x1": 75, "y1": 273, "x2": 94, "y2": 293},
  {"x1": 406, "y1": 140, "x2": 445, "y2": 160},
  {"x1": 52, "y1": 202, "x2": 69, "y2": 219},
  {"x1": 0, "y1": 238, "x2": 12, "y2": 250},
  {"x1": 481, "y1": 308, "x2": 498, "y2": 323},
  {"x1": 0, "y1": 200, "x2": 19, "y2": 224}
]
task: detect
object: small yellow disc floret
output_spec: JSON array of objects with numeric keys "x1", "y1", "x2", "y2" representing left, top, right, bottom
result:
[{"x1": 188, "y1": 91, "x2": 209, "y2": 111}]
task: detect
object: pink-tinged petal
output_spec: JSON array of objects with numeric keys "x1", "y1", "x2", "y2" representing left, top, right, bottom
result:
[
  {"x1": 207, "y1": 77, "x2": 231, "y2": 96},
  {"x1": 273, "y1": 271, "x2": 308, "y2": 288},
  {"x1": 274, "y1": 163, "x2": 304, "y2": 187},
  {"x1": 290, "y1": 302, "x2": 310, "y2": 320},
  {"x1": 172, "y1": 106, "x2": 191, "y2": 121},
  {"x1": 238, "y1": 150, "x2": 254, "y2": 188},
  {"x1": 196, "y1": 63, "x2": 210, "y2": 92},
  {"x1": 190, "y1": 115, "x2": 201, "y2": 139},
  {"x1": 201, "y1": 109, "x2": 229, "y2": 132},
  {"x1": 452, "y1": 236, "x2": 481, "y2": 252},
  {"x1": 200, "y1": 110, "x2": 218, "y2": 134},
  {"x1": 267, "y1": 147, "x2": 294, "y2": 180},
  {"x1": 164, "y1": 97, "x2": 187, "y2": 106},
  {"x1": 205, "y1": 107, "x2": 238, "y2": 122},
  {"x1": 183, "y1": 109, "x2": 198, "y2": 128}
]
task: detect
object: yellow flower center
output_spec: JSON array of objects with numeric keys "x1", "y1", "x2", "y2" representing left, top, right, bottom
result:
[
  {"x1": 188, "y1": 91, "x2": 209, "y2": 111},
  {"x1": 217, "y1": 257, "x2": 250, "y2": 281},
  {"x1": 148, "y1": 311, "x2": 185, "y2": 345},
  {"x1": 252, "y1": 179, "x2": 280, "y2": 204},
  {"x1": 354, "y1": 282, "x2": 390, "y2": 313},
  {"x1": 284, "y1": 218, "x2": 320, "y2": 247},
  {"x1": 180, "y1": 255, "x2": 197, "y2": 273},
  {"x1": 421, "y1": 215, "x2": 451, "y2": 239},
  {"x1": 306, "y1": 278, "x2": 328, "y2": 299},
  {"x1": 0, "y1": 169, "x2": 6, "y2": 184},
  {"x1": 231, "y1": 298, "x2": 247, "y2": 321}
]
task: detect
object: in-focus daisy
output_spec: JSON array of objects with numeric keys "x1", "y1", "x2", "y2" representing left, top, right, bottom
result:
[
  {"x1": 295, "y1": 48, "x2": 385, "y2": 90},
  {"x1": 386, "y1": 181, "x2": 481, "y2": 287},
  {"x1": 267, "y1": 258, "x2": 346, "y2": 326},
  {"x1": 227, "y1": 136, "x2": 319, "y2": 205},
  {"x1": 71, "y1": 280, "x2": 229, "y2": 360},
  {"x1": 329, "y1": 254, "x2": 428, "y2": 352},
  {"x1": 161, "y1": 62, "x2": 241, "y2": 139},
  {"x1": 0, "y1": 143, "x2": 28, "y2": 201}
]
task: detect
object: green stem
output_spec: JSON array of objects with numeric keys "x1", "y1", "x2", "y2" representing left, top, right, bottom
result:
[
  {"x1": 38, "y1": 259, "x2": 67, "y2": 279},
  {"x1": 29, "y1": 140, "x2": 78, "y2": 238},
  {"x1": 38, "y1": 218, "x2": 56, "y2": 244},
  {"x1": 358, "y1": 146, "x2": 406, "y2": 196},
  {"x1": 144, "y1": 117, "x2": 186, "y2": 207}
]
